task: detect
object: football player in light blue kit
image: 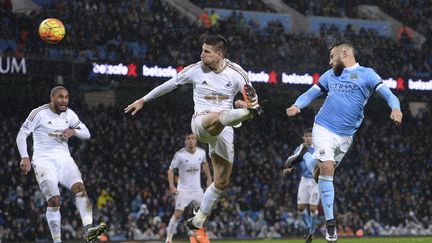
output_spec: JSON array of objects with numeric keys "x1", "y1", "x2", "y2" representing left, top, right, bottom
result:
[
  {"x1": 283, "y1": 128, "x2": 319, "y2": 243},
  {"x1": 286, "y1": 42, "x2": 403, "y2": 242}
]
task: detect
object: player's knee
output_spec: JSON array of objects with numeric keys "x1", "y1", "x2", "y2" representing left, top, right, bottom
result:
[
  {"x1": 40, "y1": 180, "x2": 60, "y2": 202},
  {"x1": 318, "y1": 161, "x2": 334, "y2": 175},
  {"x1": 214, "y1": 178, "x2": 230, "y2": 190},
  {"x1": 71, "y1": 182, "x2": 86, "y2": 196},
  {"x1": 298, "y1": 205, "x2": 307, "y2": 212},
  {"x1": 47, "y1": 195, "x2": 61, "y2": 207},
  {"x1": 310, "y1": 207, "x2": 318, "y2": 214}
]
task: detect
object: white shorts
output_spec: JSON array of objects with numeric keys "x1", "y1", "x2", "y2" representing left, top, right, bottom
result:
[
  {"x1": 312, "y1": 123, "x2": 353, "y2": 167},
  {"x1": 297, "y1": 177, "x2": 320, "y2": 205},
  {"x1": 32, "y1": 154, "x2": 83, "y2": 200},
  {"x1": 175, "y1": 190, "x2": 204, "y2": 210},
  {"x1": 191, "y1": 114, "x2": 234, "y2": 163}
]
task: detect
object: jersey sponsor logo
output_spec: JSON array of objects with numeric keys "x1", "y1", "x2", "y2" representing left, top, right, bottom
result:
[
  {"x1": 186, "y1": 167, "x2": 199, "y2": 174},
  {"x1": 329, "y1": 83, "x2": 360, "y2": 93},
  {"x1": 225, "y1": 80, "x2": 232, "y2": 87},
  {"x1": 48, "y1": 130, "x2": 67, "y2": 143},
  {"x1": 48, "y1": 121, "x2": 52, "y2": 125},
  {"x1": 201, "y1": 80, "x2": 208, "y2": 85},
  {"x1": 204, "y1": 92, "x2": 229, "y2": 105}
]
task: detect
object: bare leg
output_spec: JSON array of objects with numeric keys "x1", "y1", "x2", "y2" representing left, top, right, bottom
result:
[{"x1": 192, "y1": 154, "x2": 232, "y2": 228}]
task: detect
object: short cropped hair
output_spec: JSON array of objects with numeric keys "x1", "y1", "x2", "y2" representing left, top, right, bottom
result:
[
  {"x1": 50, "y1": 86, "x2": 68, "y2": 98},
  {"x1": 203, "y1": 35, "x2": 228, "y2": 55},
  {"x1": 329, "y1": 41, "x2": 356, "y2": 56},
  {"x1": 303, "y1": 128, "x2": 312, "y2": 134}
]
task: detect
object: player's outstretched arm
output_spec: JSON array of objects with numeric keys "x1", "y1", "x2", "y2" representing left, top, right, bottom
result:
[
  {"x1": 376, "y1": 85, "x2": 403, "y2": 126},
  {"x1": 286, "y1": 85, "x2": 323, "y2": 117}
]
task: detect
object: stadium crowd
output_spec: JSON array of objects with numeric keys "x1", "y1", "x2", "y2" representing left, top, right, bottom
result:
[
  {"x1": 1, "y1": 0, "x2": 432, "y2": 241},
  {"x1": 0, "y1": 0, "x2": 431, "y2": 79},
  {"x1": 1, "y1": 92, "x2": 431, "y2": 241}
]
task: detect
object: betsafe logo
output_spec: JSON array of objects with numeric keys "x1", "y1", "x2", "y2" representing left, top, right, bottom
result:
[{"x1": 90, "y1": 62, "x2": 432, "y2": 91}]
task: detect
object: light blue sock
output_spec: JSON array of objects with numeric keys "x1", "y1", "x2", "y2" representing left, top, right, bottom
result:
[
  {"x1": 309, "y1": 210, "x2": 318, "y2": 234},
  {"x1": 300, "y1": 209, "x2": 310, "y2": 230},
  {"x1": 318, "y1": 175, "x2": 334, "y2": 221},
  {"x1": 303, "y1": 152, "x2": 317, "y2": 172}
]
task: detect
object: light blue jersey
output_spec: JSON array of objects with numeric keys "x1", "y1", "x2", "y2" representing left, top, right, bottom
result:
[
  {"x1": 294, "y1": 146, "x2": 315, "y2": 178},
  {"x1": 315, "y1": 64, "x2": 382, "y2": 136}
]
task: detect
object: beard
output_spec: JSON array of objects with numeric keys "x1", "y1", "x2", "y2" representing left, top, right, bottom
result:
[
  {"x1": 55, "y1": 104, "x2": 67, "y2": 113},
  {"x1": 332, "y1": 61, "x2": 345, "y2": 77}
]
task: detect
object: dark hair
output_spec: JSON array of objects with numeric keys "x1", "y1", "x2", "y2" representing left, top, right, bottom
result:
[
  {"x1": 303, "y1": 128, "x2": 312, "y2": 134},
  {"x1": 329, "y1": 41, "x2": 356, "y2": 56},
  {"x1": 185, "y1": 133, "x2": 195, "y2": 138},
  {"x1": 50, "y1": 86, "x2": 68, "y2": 98},
  {"x1": 203, "y1": 34, "x2": 228, "y2": 54}
]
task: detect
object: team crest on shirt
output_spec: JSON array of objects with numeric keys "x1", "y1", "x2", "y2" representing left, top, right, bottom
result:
[{"x1": 350, "y1": 73, "x2": 358, "y2": 79}]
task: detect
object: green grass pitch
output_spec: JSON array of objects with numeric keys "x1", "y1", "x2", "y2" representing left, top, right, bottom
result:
[{"x1": 175, "y1": 237, "x2": 432, "y2": 243}]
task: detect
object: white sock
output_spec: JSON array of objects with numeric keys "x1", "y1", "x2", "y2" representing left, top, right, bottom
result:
[
  {"x1": 219, "y1": 109, "x2": 252, "y2": 126},
  {"x1": 192, "y1": 183, "x2": 223, "y2": 228},
  {"x1": 46, "y1": 207, "x2": 61, "y2": 243},
  {"x1": 166, "y1": 216, "x2": 180, "y2": 242},
  {"x1": 75, "y1": 192, "x2": 93, "y2": 227}
]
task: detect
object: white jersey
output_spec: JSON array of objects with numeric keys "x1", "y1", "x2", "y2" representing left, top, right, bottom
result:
[
  {"x1": 175, "y1": 59, "x2": 250, "y2": 113},
  {"x1": 169, "y1": 147, "x2": 206, "y2": 191},
  {"x1": 19, "y1": 104, "x2": 89, "y2": 158}
]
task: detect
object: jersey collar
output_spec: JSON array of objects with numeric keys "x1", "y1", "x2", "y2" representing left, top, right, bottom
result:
[{"x1": 344, "y1": 63, "x2": 359, "y2": 71}]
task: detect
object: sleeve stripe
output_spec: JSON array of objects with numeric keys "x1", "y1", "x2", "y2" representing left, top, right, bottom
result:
[
  {"x1": 71, "y1": 121, "x2": 81, "y2": 129},
  {"x1": 28, "y1": 104, "x2": 49, "y2": 122},
  {"x1": 227, "y1": 63, "x2": 250, "y2": 84},
  {"x1": 317, "y1": 82, "x2": 328, "y2": 93},
  {"x1": 179, "y1": 62, "x2": 200, "y2": 75},
  {"x1": 374, "y1": 82, "x2": 384, "y2": 91}
]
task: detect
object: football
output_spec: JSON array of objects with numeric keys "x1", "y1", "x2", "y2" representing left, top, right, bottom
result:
[{"x1": 38, "y1": 18, "x2": 65, "y2": 44}]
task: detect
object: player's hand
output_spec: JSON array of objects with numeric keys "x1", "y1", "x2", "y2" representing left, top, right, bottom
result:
[
  {"x1": 124, "y1": 99, "x2": 145, "y2": 116},
  {"x1": 286, "y1": 105, "x2": 301, "y2": 117},
  {"x1": 62, "y1": 128, "x2": 76, "y2": 138},
  {"x1": 282, "y1": 167, "x2": 294, "y2": 175},
  {"x1": 20, "y1": 157, "x2": 31, "y2": 175},
  {"x1": 234, "y1": 100, "x2": 248, "y2": 108},
  {"x1": 390, "y1": 108, "x2": 403, "y2": 126},
  {"x1": 170, "y1": 185, "x2": 178, "y2": 195}
]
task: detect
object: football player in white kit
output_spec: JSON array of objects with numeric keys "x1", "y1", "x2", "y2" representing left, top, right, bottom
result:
[
  {"x1": 165, "y1": 133, "x2": 212, "y2": 243},
  {"x1": 125, "y1": 35, "x2": 262, "y2": 240},
  {"x1": 16, "y1": 86, "x2": 107, "y2": 243}
]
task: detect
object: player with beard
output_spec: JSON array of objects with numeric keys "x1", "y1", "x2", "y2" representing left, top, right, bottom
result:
[
  {"x1": 16, "y1": 86, "x2": 107, "y2": 243},
  {"x1": 286, "y1": 42, "x2": 403, "y2": 242}
]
